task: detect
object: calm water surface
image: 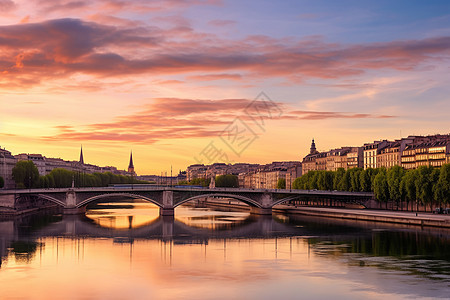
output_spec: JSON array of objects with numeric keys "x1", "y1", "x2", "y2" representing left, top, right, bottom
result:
[{"x1": 0, "y1": 200, "x2": 449, "y2": 299}]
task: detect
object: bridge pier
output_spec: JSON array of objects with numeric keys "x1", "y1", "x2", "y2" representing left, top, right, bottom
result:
[
  {"x1": 160, "y1": 208, "x2": 174, "y2": 216},
  {"x1": 250, "y1": 207, "x2": 273, "y2": 215},
  {"x1": 64, "y1": 207, "x2": 86, "y2": 215}
]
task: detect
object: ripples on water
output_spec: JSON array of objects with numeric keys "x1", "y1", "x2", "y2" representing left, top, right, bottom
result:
[{"x1": 0, "y1": 199, "x2": 449, "y2": 299}]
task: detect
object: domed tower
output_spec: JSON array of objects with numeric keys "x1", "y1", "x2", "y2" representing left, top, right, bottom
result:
[{"x1": 310, "y1": 138, "x2": 318, "y2": 154}]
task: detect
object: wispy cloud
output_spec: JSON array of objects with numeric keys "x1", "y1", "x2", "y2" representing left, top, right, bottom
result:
[{"x1": 43, "y1": 98, "x2": 396, "y2": 143}]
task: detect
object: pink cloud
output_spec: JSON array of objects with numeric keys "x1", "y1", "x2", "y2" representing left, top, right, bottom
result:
[
  {"x1": 0, "y1": 0, "x2": 16, "y2": 11},
  {"x1": 44, "y1": 98, "x2": 396, "y2": 144},
  {"x1": 0, "y1": 18, "x2": 449, "y2": 88},
  {"x1": 188, "y1": 73, "x2": 242, "y2": 81},
  {"x1": 208, "y1": 19, "x2": 236, "y2": 27}
]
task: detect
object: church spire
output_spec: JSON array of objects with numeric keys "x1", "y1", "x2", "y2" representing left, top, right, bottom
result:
[
  {"x1": 128, "y1": 151, "x2": 134, "y2": 174},
  {"x1": 79, "y1": 145, "x2": 84, "y2": 164}
]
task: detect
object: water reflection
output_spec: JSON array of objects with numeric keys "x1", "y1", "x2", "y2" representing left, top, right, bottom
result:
[
  {"x1": 0, "y1": 202, "x2": 449, "y2": 299},
  {"x1": 86, "y1": 201, "x2": 160, "y2": 229}
]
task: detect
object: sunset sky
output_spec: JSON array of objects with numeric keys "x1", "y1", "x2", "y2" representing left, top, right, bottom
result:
[{"x1": 1, "y1": 0, "x2": 449, "y2": 175}]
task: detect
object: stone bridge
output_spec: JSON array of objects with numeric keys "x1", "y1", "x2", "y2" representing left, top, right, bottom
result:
[{"x1": 0, "y1": 186, "x2": 374, "y2": 215}]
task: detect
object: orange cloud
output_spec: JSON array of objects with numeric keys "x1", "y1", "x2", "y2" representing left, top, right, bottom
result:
[{"x1": 44, "y1": 98, "x2": 396, "y2": 144}]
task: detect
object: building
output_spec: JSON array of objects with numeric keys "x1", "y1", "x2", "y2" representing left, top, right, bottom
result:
[
  {"x1": 346, "y1": 147, "x2": 364, "y2": 169},
  {"x1": 302, "y1": 139, "x2": 320, "y2": 175},
  {"x1": 15, "y1": 153, "x2": 46, "y2": 175},
  {"x1": 302, "y1": 139, "x2": 363, "y2": 174},
  {"x1": 401, "y1": 140, "x2": 450, "y2": 169},
  {"x1": 285, "y1": 164, "x2": 302, "y2": 190},
  {"x1": 0, "y1": 148, "x2": 17, "y2": 189},
  {"x1": 186, "y1": 164, "x2": 208, "y2": 181},
  {"x1": 363, "y1": 140, "x2": 390, "y2": 169}
]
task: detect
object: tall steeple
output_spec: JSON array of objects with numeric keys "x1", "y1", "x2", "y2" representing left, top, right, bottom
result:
[
  {"x1": 128, "y1": 151, "x2": 134, "y2": 174},
  {"x1": 79, "y1": 145, "x2": 84, "y2": 164},
  {"x1": 310, "y1": 138, "x2": 318, "y2": 154}
]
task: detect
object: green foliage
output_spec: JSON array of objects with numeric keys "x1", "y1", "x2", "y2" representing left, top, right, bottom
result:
[
  {"x1": 292, "y1": 176, "x2": 303, "y2": 190},
  {"x1": 49, "y1": 168, "x2": 73, "y2": 188},
  {"x1": 177, "y1": 180, "x2": 189, "y2": 185},
  {"x1": 359, "y1": 169, "x2": 371, "y2": 192},
  {"x1": 337, "y1": 170, "x2": 350, "y2": 191},
  {"x1": 400, "y1": 169, "x2": 418, "y2": 204},
  {"x1": 415, "y1": 166, "x2": 434, "y2": 209},
  {"x1": 386, "y1": 166, "x2": 405, "y2": 204},
  {"x1": 348, "y1": 168, "x2": 363, "y2": 192},
  {"x1": 35, "y1": 169, "x2": 146, "y2": 189},
  {"x1": 373, "y1": 172, "x2": 389, "y2": 204},
  {"x1": 12, "y1": 160, "x2": 40, "y2": 188},
  {"x1": 291, "y1": 163, "x2": 450, "y2": 209},
  {"x1": 216, "y1": 175, "x2": 239, "y2": 188},
  {"x1": 277, "y1": 178, "x2": 286, "y2": 189},
  {"x1": 0, "y1": 176, "x2": 4, "y2": 188},
  {"x1": 333, "y1": 168, "x2": 345, "y2": 190},
  {"x1": 316, "y1": 171, "x2": 334, "y2": 190},
  {"x1": 435, "y1": 164, "x2": 450, "y2": 206},
  {"x1": 190, "y1": 177, "x2": 211, "y2": 187}
]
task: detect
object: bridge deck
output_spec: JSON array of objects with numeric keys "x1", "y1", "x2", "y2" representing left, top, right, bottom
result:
[{"x1": 0, "y1": 186, "x2": 374, "y2": 197}]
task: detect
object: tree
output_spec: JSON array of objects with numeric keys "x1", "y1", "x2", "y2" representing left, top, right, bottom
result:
[
  {"x1": 292, "y1": 176, "x2": 306, "y2": 190},
  {"x1": 333, "y1": 168, "x2": 345, "y2": 190},
  {"x1": 277, "y1": 178, "x2": 286, "y2": 189},
  {"x1": 349, "y1": 168, "x2": 363, "y2": 192},
  {"x1": 307, "y1": 171, "x2": 319, "y2": 190},
  {"x1": 400, "y1": 169, "x2": 418, "y2": 211},
  {"x1": 386, "y1": 166, "x2": 405, "y2": 210},
  {"x1": 415, "y1": 166, "x2": 434, "y2": 211},
  {"x1": 369, "y1": 168, "x2": 380, "y2": 191},
  {"x1": 49, "y1": 168, "x2": 73, "y2": 188},
  {"x1": 215, "y1": 175, "x2": 239, "y2": 188},
  {"x1": 373, "y1": 171, "x2": 389, "y2": 208},
  {"x1": 190, "y1": 177, "x2": 210, "y2": 187},
  {"x1": 338, "y1": 169, "x2": 351, "y2": 191},
  {"x1": 0, "y1": 176, "x2": 4, "y2": 188},
  {"x1": 359, "y1": 169, "x2": 371, "y2": 192},
  {"x1": 324, "y1": 171, "x2": 334, "y2": 190},
  {"x1": 12, "y1": 160, "x2": 40, "y2": 188},
  {"x1": 435, "y1": 164, "x2": 450, "y2": 208}
]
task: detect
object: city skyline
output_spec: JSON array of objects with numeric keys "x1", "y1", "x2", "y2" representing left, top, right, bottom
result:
[{"x1": 1, "y1": 0, "x2": 450, "y2": 174}]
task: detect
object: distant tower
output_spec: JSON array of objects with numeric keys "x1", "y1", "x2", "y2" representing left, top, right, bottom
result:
[
  {"x1": 310, "y1": 138, "x2": 318, "y2": 154},
  {"x1": 128, "y1": 151, "x2": 135, "y2": 174},
  {"x1": 79, "y1": 145, "x2": 84, "y2": 164}
]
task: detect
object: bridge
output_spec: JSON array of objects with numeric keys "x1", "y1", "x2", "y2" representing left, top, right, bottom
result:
[{"x1": 0, "y1": 186, "x2": 374, "y2": 215}]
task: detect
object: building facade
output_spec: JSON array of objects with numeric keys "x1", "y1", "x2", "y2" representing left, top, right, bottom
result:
[{"x1": 0, "y1": 148, "x2": 17, "y2": 189}]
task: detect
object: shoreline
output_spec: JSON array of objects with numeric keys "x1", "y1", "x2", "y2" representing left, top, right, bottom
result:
[
  {"x1": 274, "y1": 205, "x2": 450, "y2": 228},
  {"x1": 204, "y1": 199, "x2": 450, "y2": 228}
]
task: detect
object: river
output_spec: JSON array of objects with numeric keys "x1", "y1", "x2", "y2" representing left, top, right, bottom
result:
[{"x1": 0, "y1": 200, "x2": 449, "y2": 299}]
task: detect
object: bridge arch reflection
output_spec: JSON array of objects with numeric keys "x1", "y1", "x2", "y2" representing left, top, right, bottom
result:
[
  {"x1": 174, "y1": 194, "x2": 257, "y2": 208},
  {"x1": 77, "y1": 193, "x2": 162, "y2": 208}
]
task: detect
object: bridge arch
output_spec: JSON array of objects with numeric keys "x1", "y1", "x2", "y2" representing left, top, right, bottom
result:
[
  {"x1": 175, "y1": 193, "x2": 262, "y2": 208},
  {"x1": 36, "y1": 194, "x2": 67, "y2": 207},
  {"x1": 270, "y1": 195, "x2": 304, "y2": 208},
  {"x1": 76, "y1": 193, "x2": 163, "y2": 208}
]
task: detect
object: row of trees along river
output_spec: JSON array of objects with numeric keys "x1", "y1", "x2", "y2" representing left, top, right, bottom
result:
[
  {"x1": 6, "y1": 160, "x2": 450, "y2": 211},
  {"x1": 292, "y1": 164, "x2": 450, "y2": 211},
  {"x1": 11, "y1": 161, "x2": 146, "y2": 189}
]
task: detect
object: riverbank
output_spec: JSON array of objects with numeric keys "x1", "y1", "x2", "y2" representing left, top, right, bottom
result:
[
  {"x1": 202, "y1": 198, "x2": 450, "y2": 228},
  {"x1": 0, "y1": 204, "x2": 60, "y2": 219},
  {"x1": 274, "y1": 205, "x2": 450, "y2": 228}
]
